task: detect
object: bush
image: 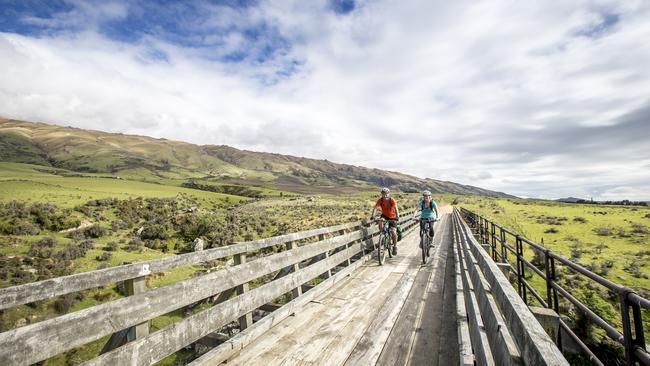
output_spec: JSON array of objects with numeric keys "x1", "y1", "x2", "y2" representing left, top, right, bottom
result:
[
  {"x1": 81, "y1": 224, "x2": 107, "y2": 238},
  {"x1": 53, "y1": 294, "x2": 75, "y2": 314},
  {"x1": 573, "y1": 217, "x2": 588, "y2": 223},
  {"x1": 12, "y1": 222, "x2": 41, "y2": 236},
  {"x1": 125, "y1": 238, "x2": 144, "y2": 252},
  {"x1": 595, "y1": 227, "x2": 613, "y2": 236},
  {"x1": 631, "y1": 223, "x2": 649, "y2": 234},
  {"x1": 28, "y1": 237, "x2": 57, "y2": 258},
  {"x1": 141, "y1": 224, "x2": 171, "y2": 240},
  {"x1": 96, "y1": 252, "x2": 112, "y2": 262},
  {"x1": 55, "y1": 245, "x2": 86, "y2": 261},
  {"x1": 544, "y1": 227, "x2": 559, "y2": 234},
  {"x1": 178, "y1": 214, "x2": 219, "y2": 241},
  {"x1": 105, "y1": 242, "x2": 119, "y2": 251}
]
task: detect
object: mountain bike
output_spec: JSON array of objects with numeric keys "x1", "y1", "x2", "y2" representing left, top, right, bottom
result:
[
  {"x1": 374, "y1": 217, "x2": 397, "y2": 265},
  {"x1": 419, "y1": 218, "x2": 439, "y2": 264}
]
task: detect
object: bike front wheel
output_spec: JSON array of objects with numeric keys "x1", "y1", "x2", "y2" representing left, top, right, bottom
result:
[
  {"x1": 421, "y1": 234, "x2": 427, "y2": 264},
  {"x1": 378, "y1": 236, "x2": 386, "y2": 265}
]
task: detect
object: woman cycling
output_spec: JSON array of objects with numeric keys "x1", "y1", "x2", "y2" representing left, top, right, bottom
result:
[{"x1": 413, "y1": 190, "x2": 438, "y2": 244}]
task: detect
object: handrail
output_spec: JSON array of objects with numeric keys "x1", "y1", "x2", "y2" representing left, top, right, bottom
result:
[
  {"x1": 460, "y1": 207, "x2": 650, "y2": 366},
  {"x1": 0, "y1": 217, "x2": 383, "y2": 310},
  {"x1": 0, "y1": 212, "x2": 417, "y2": 365}
]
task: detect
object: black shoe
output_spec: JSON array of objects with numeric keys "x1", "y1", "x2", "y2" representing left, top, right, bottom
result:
[{"x1": 392, "y1": 246, "x2": 397, "y2": 255}]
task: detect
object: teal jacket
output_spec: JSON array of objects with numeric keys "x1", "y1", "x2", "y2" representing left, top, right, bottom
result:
[{"x1": 418, "y1": 199, "x2": 437, "y2": 219}]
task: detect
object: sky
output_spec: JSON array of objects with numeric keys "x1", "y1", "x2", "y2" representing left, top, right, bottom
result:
[{"x1": 0, "y1": 0, "x2": 649, "y2": 200}]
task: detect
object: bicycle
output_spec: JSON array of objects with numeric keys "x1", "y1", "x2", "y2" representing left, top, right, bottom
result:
[
  {"x1": 419, "y1": 217, "x2": 439, "y2": 264},
  {"x1": 374, "y1": 217, "x2": 397, "y2": 265}
]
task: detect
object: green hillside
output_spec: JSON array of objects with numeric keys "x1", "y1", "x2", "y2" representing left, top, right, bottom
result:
[{"x1": 0, "y1": 118, "x2": 511, "y2": 197}]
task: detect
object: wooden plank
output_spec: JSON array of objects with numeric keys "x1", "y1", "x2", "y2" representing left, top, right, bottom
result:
[
  {"x1": 454, "y1": 210, "x2": 569, "y2": 366},
  {"x1": 234, "y1": 253, "x2": 253, "y2": 330},
  {"x1": 343, "y1": 237, "x2": 421, "y2": 365},
  {"x1": 0, "y1": 218, "x2": 373, "y2": 310},
  {"x1": 0, "y1": 229, "x2": 370, "y2": 366},
  {"x1": 463, "y1": 244, "x2": 523, "y2": 366},
  {"x1": 100, "y1": 275, "x2": 149, "y2": 354},
  {"x1": 82, "y1": 243, "x2": 360, "y2": 366},
  {"x1": 189, "y1": 247, "x2": 374, "y2": 366},
  {"x1": 455, "y1": 217, "x2": 495, "y2": 366},
  {"x1": 454, "y1": 223, "x2": 475, "y2": 366}
]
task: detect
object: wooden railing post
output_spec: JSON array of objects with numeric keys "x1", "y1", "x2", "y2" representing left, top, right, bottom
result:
[
  {"x1": 491, "y1": 222, "x2": 497, "y2": 261},
  {"x1": 101, "y1": 263, "x2": 151, "y2": 354},
  {"x1": 500, "y1": 227, "x2": 507, "y2": 262},
  {"x1": 286, "y1": 242, "x2": 303, "y2": 299},
  {"x1": 234, "y1": 253, "x2": 253, "y2": 330},
  {"x1": 319, "y1": 234, "x2": 331, "y2": 279},
  {"x1": 340, "y1": 229, "x2": 351, "y2": 266},
  {"x1": 125, "y1": 276, "x2": 150, "y2": 340}
]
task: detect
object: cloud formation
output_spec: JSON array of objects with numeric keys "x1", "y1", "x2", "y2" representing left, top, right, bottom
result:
[{"x1": 1, "y1": 0, "x2": 649, "y2": 200}]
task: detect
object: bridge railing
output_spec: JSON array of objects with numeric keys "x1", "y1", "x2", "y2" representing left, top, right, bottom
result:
[
  {"x1": 0, "y1": 212, "x2": 417, "y2": 365},
  {"x1": 460, "y1": 207, "x2": 650, "y2": 366}
]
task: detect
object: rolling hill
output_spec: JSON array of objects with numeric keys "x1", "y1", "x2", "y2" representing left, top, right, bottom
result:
[{"x1": 0, "y1": 118, "x2": 512, "y2": 197}]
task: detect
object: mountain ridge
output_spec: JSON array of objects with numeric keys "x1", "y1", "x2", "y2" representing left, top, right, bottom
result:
[{"x1": 0, "y1": 118, "x2": 513, "y2": 197}]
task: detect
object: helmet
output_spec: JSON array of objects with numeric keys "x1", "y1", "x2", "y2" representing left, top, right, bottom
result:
[
  {"x1": 381, "y1": 187, "x2": 390, "y2": 193},
  {"x1": 422, "y1": 190, "x2": 432, "y2": 196}
]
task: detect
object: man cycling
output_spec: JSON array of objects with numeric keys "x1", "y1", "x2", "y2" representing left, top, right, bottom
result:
[
  {"x1": 413, "y1": 190, "x2": 439, "y2": 247},
  {"x1": 370, "y1": 187, "x2": 400, "y2": 254}
]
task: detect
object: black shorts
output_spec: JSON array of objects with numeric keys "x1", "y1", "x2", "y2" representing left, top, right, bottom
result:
[{"x1": 381, "y1": 215, "x2": 398, "y2": 228}]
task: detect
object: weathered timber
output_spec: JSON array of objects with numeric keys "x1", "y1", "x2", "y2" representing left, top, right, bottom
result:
[
  {"x1": 234, "y1": 253, "x2": 253, "y2": 330},
  {"x1": 188, "y1": 246, "x2": 376, "y2": 366},
  {"x1": 82, "y1": 242, "x2": 361, "y2": 366},
  {"x1": 462, "y1": 239, "x2": 523, "y2": 365},
  {"x1": 455, "y1": 218, "x2": 495, "y2": 366},
  {"x1": 100, "y1": 275, "x2": 149, "y2": 354},
  {"x1": 455, "y1": 209, "x2": 568, "y2": 366},
  {"x1": 454, "y1": 223, "x2": 475, "y2": 366},
  {"x1": 0, "y1": 219, "x2": 369, "y2": 310},
  {"x1": 0, "y1": 225, "x2": 380, "y2": 366}
]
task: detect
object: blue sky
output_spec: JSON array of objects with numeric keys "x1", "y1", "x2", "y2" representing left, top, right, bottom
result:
[{"x1": 0, "y1": 0, "x2": 649, "y2": 200}]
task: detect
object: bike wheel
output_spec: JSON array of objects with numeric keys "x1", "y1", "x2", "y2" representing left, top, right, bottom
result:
[
  {"x1": 378, "y1": 236, "x2": 385, "y2": 265},
  {"x1": 387, "y1": 236, "x2": 393, "y2": 259},
  {"x1": 421, "y1": 235, "x2": 427, "y2": 264}
]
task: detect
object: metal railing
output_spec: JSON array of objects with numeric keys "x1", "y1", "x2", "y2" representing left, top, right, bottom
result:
[{"x1": 460, "y1": 208, "x2": 650, "y2": 366}]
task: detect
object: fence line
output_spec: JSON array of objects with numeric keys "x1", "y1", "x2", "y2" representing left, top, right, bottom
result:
[
  {"x1": 0, "y1": 212, "x2": 417, "y2": 365},
  {"x1": 460, "y1": 207, "x2": 650, "y2": 366}
]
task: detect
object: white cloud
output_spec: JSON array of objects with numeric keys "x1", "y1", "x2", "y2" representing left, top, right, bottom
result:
[{"x1": 1, "y1": 0, "x2": 649, "y2": 200}]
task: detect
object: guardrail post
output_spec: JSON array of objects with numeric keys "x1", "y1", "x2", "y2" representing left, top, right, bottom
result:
[
  {"x1": 234, "y1": 253, "x2": 253, "y2": 330},
  {"x1": 500, "y1": 227, "x2": 507, "y2": 262},
  {"x1": 515, "y1": 235, "x2": 527, "y2": 304},
  {"x1": 286, "y1": 242, "x2": 303, "y2": 299},
  {"x1": 491, "y1": 222, "x2": 497, "y2": 261},
  {"x1": 544, "y1": 250, "x2": 553, "y2": 309},
  {"x1": 621, "y1": 290, "x2": 646, "y2": 365},
  {"x1": 550, "y1": 256, "x2": 562, "y2": 351}
]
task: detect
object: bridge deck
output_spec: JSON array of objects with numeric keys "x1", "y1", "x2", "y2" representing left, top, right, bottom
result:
[{"x1": 224, "y1": 212, "x2": 457, "y2": 366}]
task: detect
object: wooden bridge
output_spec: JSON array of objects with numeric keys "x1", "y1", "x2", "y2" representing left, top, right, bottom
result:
[{"x1": 1, "y1": 207, "x2": 569, "y2": 365}]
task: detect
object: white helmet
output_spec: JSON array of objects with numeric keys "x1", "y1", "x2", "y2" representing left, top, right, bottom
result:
[
  {"x1": 422, "y1": 190, "x2": 432, "y2": 196},
  {"x1": 381, "y1": 187, "x2": 390, "y2": 193}
]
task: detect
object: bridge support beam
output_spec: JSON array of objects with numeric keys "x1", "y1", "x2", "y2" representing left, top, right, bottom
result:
[
  {"x1": 100, "y1": 275, "x2": 149, "y2": 354},
  {"x1": 529, "y1": 307, "x2": 560, "y2": 344}
]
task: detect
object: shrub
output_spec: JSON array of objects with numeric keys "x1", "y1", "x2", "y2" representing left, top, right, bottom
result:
[
  {"x1": 595, "y1": 227, "x2": 613, "y2": 236},
  {"x1": 96, "y1": 252, "x2": 112, "y2": 262},
  {"x1": 645, "y1": 213, "x2": 650, "y2": 219},
  {"x1": 631, "y1": 223, "x2": 649, "y2": 234},
  {"x1": 82, "y1": 224, "x2": 107, "y2": 238},
  {"x1": 125, "y1": 238, "x2": 144, "y2": 252},
  {"x1": 105, "y1": 242, "x2": 119, "y2": 251},
  {"x1": 544, "y1": 227, "x2": 559, "y2": 234},
  {"x1": 573, "y1": 217, "x2": 588, "y2": 223},
  {"x1": 55, "y1": 245, "x2": 86, "y2": 261},
  {"x1": 28, "y1": 237, "x2": 57, "y2": 258},
  {"x1": 12, "y1": 222, "x2": 41, "y2": 236},
  {"x1": 178, "y1": 214, "x2": 219, "y2": 241},
  {"x1": 140, "y1": 224, "x2": 171, "y2": 240},
  {"x1": 53, "y1": 294, "x2": 75, "y2": 314}
]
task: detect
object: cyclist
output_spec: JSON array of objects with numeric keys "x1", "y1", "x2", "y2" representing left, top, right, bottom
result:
[
  {"x1": 413, "y1": 190, "x2": 439, "y2": 247},
  {"x1": 370, "y1": 187, "x2": 400, "y2": 253}
]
